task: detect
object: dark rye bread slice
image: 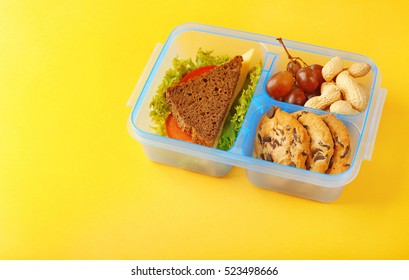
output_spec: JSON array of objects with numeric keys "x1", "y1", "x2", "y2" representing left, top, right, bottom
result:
[{"x1": 165, "y1": 56, "x2": 243, "y2": 147}]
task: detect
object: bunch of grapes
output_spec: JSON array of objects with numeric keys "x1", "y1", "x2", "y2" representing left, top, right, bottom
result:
[{"x1": 266, "y1": 38, "x2": 325, "y2": 106}]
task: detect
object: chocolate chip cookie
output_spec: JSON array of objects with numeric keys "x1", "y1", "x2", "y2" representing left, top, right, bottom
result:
[
  {"x1": 293, "y1": 111, "x2": 334, "y2": 173},
  {"x1": 254, "y1": 106, "x2": 310, "y2": 169},
  {"x1": 321, "y1": 114, "x2": 351, "y2": 174}
]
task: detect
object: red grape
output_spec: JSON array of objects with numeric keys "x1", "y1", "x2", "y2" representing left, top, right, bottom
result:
[
  {"x1": 266, "y1": 71, "x2": 294, "y2": 99},
  {"x1": 296, "y1": 67, "x2": 319, "y2": 93},
  {"x1": 283, "y1": 87, "x2": 306, "y2": 106},
  {"x1": 287, "y1": 60, "x2": 302, "y2": 77},
  {"x1": 309, "y1": 64, "x2": 325, "y2": 86}
]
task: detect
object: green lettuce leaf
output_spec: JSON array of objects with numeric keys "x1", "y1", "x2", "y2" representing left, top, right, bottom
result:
[{"x1": 217, "y1": 64, "x2": 262, "y2": 151}]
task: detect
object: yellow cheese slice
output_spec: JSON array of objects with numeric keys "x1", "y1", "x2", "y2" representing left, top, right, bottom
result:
[{"x1": 233, "y1": 48, "x2": 255, "y2": 99}]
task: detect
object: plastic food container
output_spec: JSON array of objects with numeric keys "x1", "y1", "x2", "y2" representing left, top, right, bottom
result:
[{"x1": 127, "y1": 23, "x2": 386, "y2": 203}]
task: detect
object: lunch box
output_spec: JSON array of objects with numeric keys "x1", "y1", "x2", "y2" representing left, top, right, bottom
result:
[{"x1": 127, "y1": 23, "x2": 386, "y2": 202}]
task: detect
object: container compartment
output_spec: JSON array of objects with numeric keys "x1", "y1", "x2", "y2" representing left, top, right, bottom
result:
[
  {"x1": 241, "y1": 94, "x2": 362, "y2": 202},
  {"x1": 262, "y1": 40, "x2": 377, "y2": 119},
  {"x1": 129, "y1": 24, "x2": 270, "y2": 176}
]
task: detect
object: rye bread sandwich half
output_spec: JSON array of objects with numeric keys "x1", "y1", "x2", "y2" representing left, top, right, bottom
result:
[
  {"x1": 149, "y1": 49, "x2": 262, "y2": 150},
  {"x1": 164, "y1": 56, "x2": 243, "y2": 147}
]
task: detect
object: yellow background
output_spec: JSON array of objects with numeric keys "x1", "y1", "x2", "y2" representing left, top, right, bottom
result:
[{"x1": 1, "y1": 0, "x2": 408, "y2": 259}]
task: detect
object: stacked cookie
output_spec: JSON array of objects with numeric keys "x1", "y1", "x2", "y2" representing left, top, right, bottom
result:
[{"x1": 254, "y1": 106, "x2": 351, "y2": 174}]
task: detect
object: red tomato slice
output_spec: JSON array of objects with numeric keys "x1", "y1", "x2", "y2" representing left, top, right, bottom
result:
[
  {"x1": 165, "y1": 114, "x2": 193, "y2": 142},
  {"x1": 180, "y1": 65, "x2": 216, "y2": 83}
]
